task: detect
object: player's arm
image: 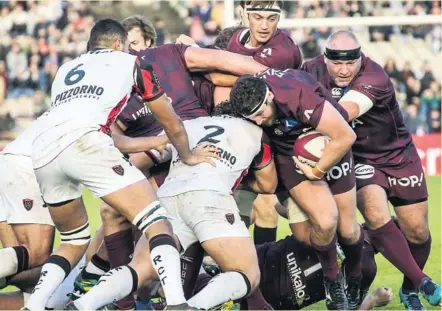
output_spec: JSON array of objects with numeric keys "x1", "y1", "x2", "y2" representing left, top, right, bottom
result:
[
  {"x1": 314, "y1": 101, "x2": 356, "y2": 173},
  {"x1": 294, "y1": 100, "x2": 356, "y2": 180},
  {"x1": 204, "y1": 72, "x2": 238, "y2": 87},
  {"x1": 110, "y1": 120, "x2": 126, "y2": 135},
  {"x1": 184, "y1": 47, "x2": 268, "y2": 75},
  {"x1": 112, "y1": 133, "x2": 168, "y2": 154},
  {"x1": 339, "y1": 90, "x2": 374, "y2": 121},
  {"x1": 248, "y1": 134, "x2": 277, "y2": 194}
]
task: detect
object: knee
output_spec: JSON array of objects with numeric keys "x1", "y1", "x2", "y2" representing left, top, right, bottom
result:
[
  {"x1": 338, "y1": 222, "x2": 360, "y2": 243},
  {"x1": 24, "y1": 226, "x2": 54, "y2": 267},
  {"x1": 311, "y1": 209, "x2": 338, "y2": 235},
  {"x1": 100, "y1": 203, "x2": 125, "y2": 225},
  {"x1": 401, "y1": 221, "x2": 429, "y2": 243},
  {"x1": 253, "y1": 198, "x2": 278, "y2": 227},
  {"x1": 242, "y1": 267, "x2": 260, "y2": 292}
]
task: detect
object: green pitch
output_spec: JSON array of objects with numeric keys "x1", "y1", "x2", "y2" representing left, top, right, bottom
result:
[{"x1": 2, "y1": 177, "x2": 441, "y2": 310}]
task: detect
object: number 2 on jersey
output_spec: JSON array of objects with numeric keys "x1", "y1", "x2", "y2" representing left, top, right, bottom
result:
[
  {"x1": 197, "y1": 125, "x2": 225, "y2": 145},
  {"x1": 64, "y1": 64, "x2": 85, "y2": 86}
]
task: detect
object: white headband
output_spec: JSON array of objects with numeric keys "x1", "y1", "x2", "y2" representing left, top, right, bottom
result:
[{"x1": 245, "y1": 4, "x2": 282, "y2": 15}]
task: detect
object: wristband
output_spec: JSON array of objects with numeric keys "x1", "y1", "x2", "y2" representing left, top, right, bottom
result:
[
  {"x1": 315, "y1": 166, "x2": 327, "y2": 174},
  {"x1": 312, "y1": 167, "x2": 325, "y2": 179}
]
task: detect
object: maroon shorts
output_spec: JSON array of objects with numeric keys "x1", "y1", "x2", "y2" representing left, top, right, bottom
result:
[
  {"x1": 275, "y1": 150, "x2": 355, "y2": 195},
  {"x1": 354, "y1": 147, "x2": 428, "y2": 207}
]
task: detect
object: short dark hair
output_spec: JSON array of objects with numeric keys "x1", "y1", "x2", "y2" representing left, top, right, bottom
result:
[
  {"x1": 122, "y1": 15, "x2": 157, "y2": 46},
  {"x1": 88, "y1": 18, "x2": 127, "y2": 50},
  {"x1": 229, "y1": 76, "x2": 268, "y2": 116},
  {"x1": 214, "y1": 26, "x2": 241, "y2": 50},
  {"x1": 240, "y1": 0, "x2": 284, "y2": 10},
  {"x1": 212, "y1": 100, "x2": 242, "y2": 117}
]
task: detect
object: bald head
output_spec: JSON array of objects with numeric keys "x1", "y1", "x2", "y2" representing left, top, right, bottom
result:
[{"x1": 326, "y1": 30, "x2": 360, "y2": 50}]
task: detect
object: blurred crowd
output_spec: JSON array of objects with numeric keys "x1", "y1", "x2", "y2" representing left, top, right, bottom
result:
[{"x1": 0, "y1": 0, "x2": 440, "y2": 139}]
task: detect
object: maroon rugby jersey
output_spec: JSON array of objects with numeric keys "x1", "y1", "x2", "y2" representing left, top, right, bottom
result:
[
  {"x1": 117, "y1": 44, "x2": 208, "y2": 137},
  {"x1": 226, "y1": 28, "x2": 302, "y2": 70},
  {"x1": 302, "y1": 55, "x2": 413, "y2": 165},
  {"x1": 255, "y1": 68, "x2": 348, "y2": 157}
]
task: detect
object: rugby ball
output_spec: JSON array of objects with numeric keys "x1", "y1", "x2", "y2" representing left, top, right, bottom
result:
[{"x1": 293, "y1": 130, "x2": 330, "y2": 167}]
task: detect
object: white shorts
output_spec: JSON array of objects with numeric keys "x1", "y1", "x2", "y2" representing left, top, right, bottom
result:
[
  {"x1": 0, "y1": 154, "x2": 53, "y2": 225},
  {"x1": 34, "y1": 131, "x2": 145, "y2": 204},
  {"x1": 159, "y1": 191, "x2": 251, "y2": 250},
  {"x1": 286, "y1": 197, "x2": 309, "y2": 224}
]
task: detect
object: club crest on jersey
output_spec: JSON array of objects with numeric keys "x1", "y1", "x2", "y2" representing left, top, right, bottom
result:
[
  {"x1": 260, "y1": 48, "x2": 272, "y2": 58},
  {"x1": 23, "y1": 199, "x2": 33, "y2": 211},
  {"x1": 112, "y1": 165, "x2": 125, "y2": 176},
  {"x1": 331, "y1": 88, "x2": 342, "y2": 98},
  {"x1": 274, "y1": 128, "x2": 284, "y2": 136},
  {"x1": 225, "y1": 213, "x2": 235, "y2": 224}
]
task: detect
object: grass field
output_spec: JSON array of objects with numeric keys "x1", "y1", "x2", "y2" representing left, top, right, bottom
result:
[{"x1": 2, "y1": 176, "x2": 441, "y2": 310}]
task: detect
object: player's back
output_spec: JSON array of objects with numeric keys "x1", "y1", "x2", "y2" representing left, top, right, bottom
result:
[
  {"x1": 157, "y1": 116, "x2": 263, "y2": 197},
  {"x1": 118, "y1": 44, "x2": 208, "y2": 138},
  {"x1": 33, "y1": 49, "x2": 136, "y2": 168}
]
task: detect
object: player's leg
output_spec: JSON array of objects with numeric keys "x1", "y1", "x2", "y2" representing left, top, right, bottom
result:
[
  {"x1": 63, "y1": 131, "x2": 187, "y2": 308},
  {"x1": 0, "y1": 221, "x2": 18, "y2": 248},
  {"x1": 181, "y1": 191, "x2": 259, "y2": 309},
  {"x1": 71, "y1": 195, "x2": 189, "y2": 311},
  {"x1": 357, "y1": 185, "x2": 435, "y2": 309},
  {"x1": 276, "y1": 154, "x2": 346, "y2": 310},
  {"x1": 252, "y1": 194, "x2": 278, "y2": 244},
  {"x1": 333, "y1": 187, "x2": 364, "y2": 310},
  {"x1": 387, "y1": 156, "x2": 440, "y2": 307}
]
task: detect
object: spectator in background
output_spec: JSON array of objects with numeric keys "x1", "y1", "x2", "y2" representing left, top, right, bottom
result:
[
  {"x1": 6, "y1": 42, "x2": 27, "y2": 80},
  {"x1": 10, "y1": 3, "x2": 28, "y2": 36},
  {"x1": 0, "y1": 60, "x2": 7, "y2": 102},
  {"x1": 428, "y1": 109, "x2": 441, "y2": 133},
  {"x1": 369, "y1": 8, "x2": 393, "y2": 41},
  {"x1": 301, "y1": 31, "x2": 321, "y2": 60},
  {"x1": 384, "y1": 57, "x2": 402, "y2": 82},
  {"x1": 154, "y1": 17, "x2": 167, "y2": 46},
  {"x1": 400, "y1": 61, "x2": 416, "y2": 83},
  {"x1": 419, "y1": 60, "x2": 435, "y2": 90},
  {"x1": 405, "y1": 77, "x2": 422, "y2": 102},
  {"x1": 403, "y1": 103, "x2": 429, "y2": 135}
]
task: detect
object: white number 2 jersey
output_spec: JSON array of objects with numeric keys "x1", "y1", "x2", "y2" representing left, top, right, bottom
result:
[
  {"x1": 157, "y1": 116, "x2": 272, "y2": 197},
  {"x1": 32, "y1": 49, "x2": 164, "y2": 169}
]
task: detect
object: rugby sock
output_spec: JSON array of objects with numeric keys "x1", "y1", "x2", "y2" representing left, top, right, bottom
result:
[
  {"x1": 105, "y1": 228, "x2": 136, "y2": 309},
  {"x1": 247, "y1": 288, "x2": 272, "y2": 310},
  {"x1": 74, "y1": 265, "x2": 138, "y2": 310},
  {"x1": 311, "y1": 235, "x2": 339, "y2": 280},
  {"x1": 25, "y1": 255, "x2": 71, "y2": 310},
  {"x1": 402, "y1": 234, "x2": 432, "y2": 293},
  {"x1": 367, "y1": 219, "x2": 428, "y2": 288},
  {"x1": 188, "y1": 271, "x2": 251, "y2": 309},
  {"x1": 0, "y1": 246, "x2": 29, "y2": 278},
  {"x1": 85, "y1": 254, "x2": 110, "y2": 275},
  {"x1": 360, "y1": 242, "x2": 377, "y2": 294},
  {"x1": 181, "y1": 242, "x2": 205, "y2": 299},
  {"x1": 149, "y1": 234, "x2": 186, "y2": 306},
  {"x1": 104, "y1": 228, "x2": 134, "y2": 268},
  {"x1": 254, "y1": 225, "x2": 277, "y2": 245},
  {"x1": 339, "y1": 226, "x2": 364, "y2": 277},
  {"x1": 193, "y1": 273, "x2": 213, "y2": 295}
]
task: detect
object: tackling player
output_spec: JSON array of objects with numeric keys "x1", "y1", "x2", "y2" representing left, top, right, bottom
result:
[
  {"x1": 226, "y1": 69, "x2": 364, "y2": 310},
  {"x1": 64, "y1": 111, "x2": 277, "y2": 310},
  {"x1": 72, "y1": 14, "x2": 269, "y2": 310},
  {"x1": 22, "y1": 18, "x2": 218, "y2": 311},
  {"x1": 301, "y1": 30, "x2": 441, "y2": 310}
]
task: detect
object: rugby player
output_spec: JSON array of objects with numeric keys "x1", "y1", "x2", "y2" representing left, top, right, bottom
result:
[
  {"x1": 22, "y1": 18, "x2": 220, "y2": 311},
  {"x1": 301, "y1": 30, "x2": 441, "y2": 310},
  {"x1": 64, "y1": 109, "x2": 277, "y2": 310},
  {"x1": 72, "y1": 14, "x2": 269, "y2": 310},
  {"x1": 226, "y1": 69, "x2": 364, "y2": 310}
]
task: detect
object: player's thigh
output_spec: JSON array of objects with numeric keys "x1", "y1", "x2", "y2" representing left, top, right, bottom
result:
[
  {"x1": 12, "y1": 224, "x2": 55, "y2": 266},
  {"x1": 395, "y1": 201, "x2": 429, "y2": 243},
  {"x1": 333, "y1": 186, "x2": 360, "y2": 241},
  {"x1": 233, "y1": 188, "x2": 258, "y2": 220},
  {"x1": 100, "y1": 201, "x2": 131, "y2": 236},
  {"x1": 0, "y1": 155, "x2": 54, "y2": 226},
  {"x1": 276, "y1": 154, "x2": 338, "y2": 229},
  {"x1": 356, "y1": 184, "x2": 391, "y2": 229},
  {"x1": 252, "y1": 194, "x2": 278, "y2": 227},
  {"x1": 0, "y1": 221, "x2": 19, "y2": 247}
]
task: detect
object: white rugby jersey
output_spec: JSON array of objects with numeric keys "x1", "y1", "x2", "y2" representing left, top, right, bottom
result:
[
  {"x1": 1, "y1": 114, "x2": 50, "y2": 157},
  {"x1": 32, "y1": 49, "x2": 164, "y2": 169},
  {"x1": 157, "y1": 116, "x2": 272, "y2": 197}
]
